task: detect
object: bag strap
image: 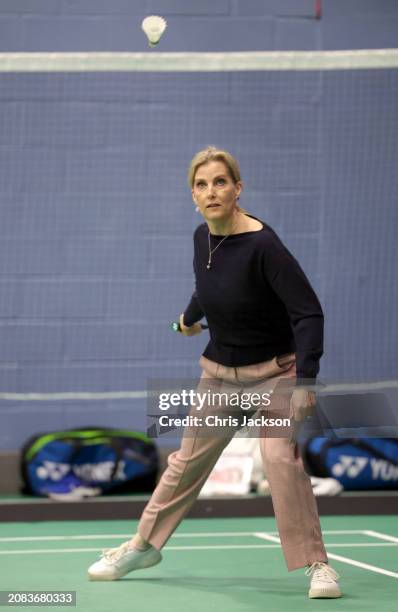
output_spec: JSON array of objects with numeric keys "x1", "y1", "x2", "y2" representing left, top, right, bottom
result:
[
  {"x1": 320, "y1": 438, "x2": 398, "y2": 467},
  {"x1": 349, "y1": 439, "x2": 398, "y2": 466},
  {"x1": 106, "y1": 438, "x2": 125, "y2": 481}
]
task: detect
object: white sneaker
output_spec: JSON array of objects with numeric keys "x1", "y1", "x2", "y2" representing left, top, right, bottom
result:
[
  {"x1": 306, "y1": 562, "x2": 341, "y2": 598},
  {"x1": 88, "y1": 541, "x2": 162, "y2": 581}
]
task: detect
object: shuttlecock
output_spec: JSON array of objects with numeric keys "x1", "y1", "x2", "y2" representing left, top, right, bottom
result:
[{"x1": 141, "y1": 15, "x2": 167, "y2": 47}]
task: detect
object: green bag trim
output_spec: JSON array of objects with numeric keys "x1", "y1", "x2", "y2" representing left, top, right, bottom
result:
[{"x1": 25, "y1": 429, "x2": 152, "y2": 461}]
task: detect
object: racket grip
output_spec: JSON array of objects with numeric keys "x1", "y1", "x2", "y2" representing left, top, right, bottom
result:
[{"x1": 171, "y1": 321, "x2": 209, "y2": 332}]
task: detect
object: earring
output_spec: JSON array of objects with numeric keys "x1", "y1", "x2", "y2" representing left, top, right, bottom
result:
[{"x1": 195, "y1": 206, "x2": 200, "y2": 212}]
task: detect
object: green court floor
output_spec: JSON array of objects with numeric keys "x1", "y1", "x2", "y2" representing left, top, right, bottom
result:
[{"x1": 0, "y1": 515, "x2": 397, "y2": 611}]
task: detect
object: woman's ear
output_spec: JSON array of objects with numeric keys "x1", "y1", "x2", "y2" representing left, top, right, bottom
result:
[
  {"x1": 192, "y1": 191, "x2": 199, "y2": 211},
  {"x1": 235, "y1": 181, "x2": 243, "y2": 200}
]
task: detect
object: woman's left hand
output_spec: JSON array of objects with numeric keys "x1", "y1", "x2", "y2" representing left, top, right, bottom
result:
[{"x1": 290, "y1": 388, "x2": 316, "y2": 422}]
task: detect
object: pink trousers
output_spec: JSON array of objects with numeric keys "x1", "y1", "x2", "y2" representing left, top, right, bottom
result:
[{"x1": 138, "y1": 354, "x2": 328, "y2": 571}]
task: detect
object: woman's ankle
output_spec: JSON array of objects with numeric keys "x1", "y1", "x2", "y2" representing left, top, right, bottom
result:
[{"x1": 129, "y1": 533, "x2": 150, "y2": 551}]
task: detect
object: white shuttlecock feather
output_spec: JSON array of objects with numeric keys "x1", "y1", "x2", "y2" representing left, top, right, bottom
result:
[{"x1": 141, "y1": 15, "x2": 167, "y2": 47}]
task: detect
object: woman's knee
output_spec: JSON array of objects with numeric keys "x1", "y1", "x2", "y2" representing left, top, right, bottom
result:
[{"x1": 261, "y1": 438, "x2": 298, "y2": 465}]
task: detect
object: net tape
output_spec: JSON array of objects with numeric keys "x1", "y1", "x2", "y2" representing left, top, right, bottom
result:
[{"x1": 0, "y1": 49, "x2": 398, "y2": 72}]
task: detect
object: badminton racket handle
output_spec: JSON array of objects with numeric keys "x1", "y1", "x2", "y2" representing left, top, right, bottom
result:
[{"x1": 171, "y1": 321, "x2": 209, "y2": 332}]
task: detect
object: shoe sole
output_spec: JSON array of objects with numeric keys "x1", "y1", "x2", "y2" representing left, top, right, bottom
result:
[
  {"x1": 88, "y1": 550, "x2": 162, "y2": 581},
  {"x1": 309, "y1": 588, "x2": 342, "y2": 599}
]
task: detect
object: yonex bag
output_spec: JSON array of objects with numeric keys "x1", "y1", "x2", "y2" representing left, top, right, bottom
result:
[
  {"x1": 21, "y1": 428, "x2": 159, "y2": 497},
  {"x1": 303, "y1": 437, "x2": 398, "y2": 490}
]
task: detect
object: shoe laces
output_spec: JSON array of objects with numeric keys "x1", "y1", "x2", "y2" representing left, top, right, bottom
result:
[
  {"x1": 305, "y1": 562, "x2": 340, "y2": 582},
  {"x1": 101, "y1": 541, "x2": 131, "y2": 564}
]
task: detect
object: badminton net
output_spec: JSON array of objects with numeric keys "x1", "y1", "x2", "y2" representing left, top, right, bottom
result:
[{"x1": 0, "y1": 49, "x2": 397, "y2": 446}]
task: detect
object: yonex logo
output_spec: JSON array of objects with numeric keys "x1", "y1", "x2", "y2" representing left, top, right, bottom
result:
[
  {"x1": 74, "y1": 461, "x2": 127, "y2": 482},
  {"x1": 36, "y1": 461, "x2": 69, "y2": 481},
  {"x1": 331, "y1": 455, "x2": 398, "y2": 482},
  {"x1": 370, "y1": 459, "x2": 398, "y2": 482},
  {"x1": 36, "y1": 460, "x2": 127, "y2": 482},
  {"x1": 331, "y1": 455, "x2": 368, "y2": 478}
]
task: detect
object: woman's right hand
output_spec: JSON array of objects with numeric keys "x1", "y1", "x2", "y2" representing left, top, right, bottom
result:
[{"x1": 178, "y1": 313, "x2": 203, "y2": 336}]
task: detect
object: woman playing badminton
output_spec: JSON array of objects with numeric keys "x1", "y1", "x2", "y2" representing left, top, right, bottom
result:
[{"x1": 88, "y1": 146, "x2": 342, "y2": 599}]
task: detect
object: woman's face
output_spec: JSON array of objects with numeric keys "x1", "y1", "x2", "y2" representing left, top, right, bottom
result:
[{"x1": 192, "y1": 161, "x2": 242, "y2": 224}]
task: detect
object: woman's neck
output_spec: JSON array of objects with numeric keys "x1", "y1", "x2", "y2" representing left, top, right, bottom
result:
[{"x1": 208, "y1": 210, "x2": 246, "y2": 236}]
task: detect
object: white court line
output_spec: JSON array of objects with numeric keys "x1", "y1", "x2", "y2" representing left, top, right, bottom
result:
[
  {"x1": 363, "y1": 530, "x2": 398, "y2": 543},
  {"x1": 327, "y1": 552, "x2": 398, "y2": 579},
  {"x1": 0, "y1": 548, "x2": 103, "y2": 555},
  {"x1": 253, "y1": 532, "x2": 398, "y2": 548},
  {"x1": 1, "y1": 543, "x2": 398, "y2": 556},
  {"x1": 0, "y1": 545, "x2": 280, "y2": 555},
  {"x1": 268, "y1": 530, "x2": 366, "y2": 536},
  {"x1": 254, "y1": 532, "x2": 281, "y2": 543},
  {"x1": 317, "y1": 544, "x2": 398, "y2": 547},
  {"x1": 254, "y1": 532, "x2": 398, "y2": 579},
  {"x1": 0, "y1": 531, "x2": 264, "y2": 543},
  {"x1": 0, "y1": 529, "x2": 379, "y2": 543}
]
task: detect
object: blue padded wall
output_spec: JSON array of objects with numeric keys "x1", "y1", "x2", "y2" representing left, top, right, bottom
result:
[{"x1": 0, "y1": 0, "x2": 397, "y2": 448}]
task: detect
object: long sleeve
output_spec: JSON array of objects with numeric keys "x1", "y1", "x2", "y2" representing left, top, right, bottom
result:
[
  {"x1": 262, "y1": 236, "x2": 324, "y2": 383},
  {"x1": 183, "y1": 291, "x2": 204, "y2": 327},
  {"x1": 183, "y1": 230, "x2": 205, "y2": 327}
]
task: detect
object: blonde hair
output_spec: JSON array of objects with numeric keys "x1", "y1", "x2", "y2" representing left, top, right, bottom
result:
[{"x1": 188, "y1": 145, "x2": 247, "y2": 213}]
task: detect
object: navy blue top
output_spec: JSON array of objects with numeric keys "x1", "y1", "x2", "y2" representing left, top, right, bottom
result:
[{"x1": 183, "y1": 217, "x2": 324, "y2": 382}]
